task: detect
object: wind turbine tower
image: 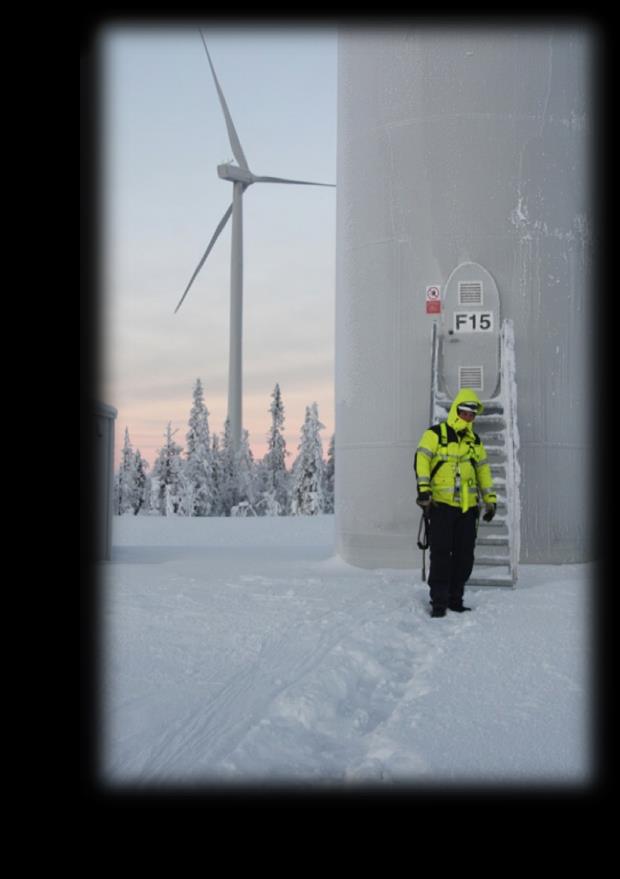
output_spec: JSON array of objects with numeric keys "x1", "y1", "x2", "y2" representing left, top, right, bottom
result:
[{"x1": 175, "y1": 31, "x2": 335, "y2": 452}]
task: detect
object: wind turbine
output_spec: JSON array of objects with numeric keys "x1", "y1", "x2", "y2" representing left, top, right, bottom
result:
[{"x1": 174, "y1": 31, "x2": 335, "y2": 452}]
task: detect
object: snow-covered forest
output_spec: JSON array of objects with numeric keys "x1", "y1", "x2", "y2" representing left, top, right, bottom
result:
[{"x1": 114, "y1": 381, "x2": 335, "y2": 518}]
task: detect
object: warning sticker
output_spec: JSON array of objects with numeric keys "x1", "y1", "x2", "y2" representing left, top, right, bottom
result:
[{"x1": 426, "y1": 285, "x2": 441, "y2": 314}]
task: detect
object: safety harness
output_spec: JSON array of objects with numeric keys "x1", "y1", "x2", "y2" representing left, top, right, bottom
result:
[
  {"x1": 416, "y1": 422, "x2": 482, "y2": 581},
  {"x1": 425, "y1": 422, "x2": 480, "y2": 513}
]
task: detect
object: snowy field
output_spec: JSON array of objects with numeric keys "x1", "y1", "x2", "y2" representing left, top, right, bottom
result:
[{"x1": 100, "y1": 514, "x2": 593, "y2": 789}]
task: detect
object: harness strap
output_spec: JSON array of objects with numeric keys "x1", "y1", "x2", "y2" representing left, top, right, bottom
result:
[{"x1": 428, "y1": 421, "x2": 449, "y2": 478}]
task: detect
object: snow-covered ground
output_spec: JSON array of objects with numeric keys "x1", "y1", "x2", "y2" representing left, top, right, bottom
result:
[{"x1": 101, "y1": 514, "x2": 592, "y2": 788}]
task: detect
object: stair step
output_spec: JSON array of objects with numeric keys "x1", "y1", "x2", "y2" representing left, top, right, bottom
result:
[
  {"x1": 475, "y1": 556, "x2": 511, "y2": 566},
  {"x1": 478, "y1": 432, "x2": 506, "y2": 443},
  {"x1": 479, "y1": 515, "x2": 507, "y2": 526},
  {"x1": 468, "y1": 574, "x2": 515, "y2": 587},
  {"x1": 476, "y1": 413, "x2": 505, "y2": 423},
  {"x1": 477, "y1": 535, "x2": 509, "y2": 546}
]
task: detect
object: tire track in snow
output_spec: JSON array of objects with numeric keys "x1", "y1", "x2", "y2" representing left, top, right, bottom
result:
[
  {"x1": 117, "y1": 573, "x2": 478, "y2": 782},
  {"x1": 136, "y1": 593, "x2": 409, "y2": 779}
]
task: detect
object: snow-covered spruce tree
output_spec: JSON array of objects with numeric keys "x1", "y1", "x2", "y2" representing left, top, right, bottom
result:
[
  {"x1": 256, "y1": 487, "x2": 281, "y2": 517},
  {"x1": 231, "y1": 430, "x2": 257, "y2": 516},
  {"x1": 113, "y1": 471, "x2": 121, "y2": 515},
  {"x1": 290, "y1": 403, "x2": 325, "y2": 516},
  {"x1": 184, "y1": 378, "x2": 214, "y2": 516},
  {"x1": 259, "y1": 383, "x2": 289, "y2": 515},
  {"x1": 146, "y1": 477, "x2": 158, "y2": 513},
  {"x1": 323, "y1": 433, "x2": 335, "y2": 514},
  {"x1": 116, "y1": 427, "x2": 136, "y2": 515},
  {"x1": 152, "y1": 423, "x2": 184, "y2": 516},
  {"x1": 131, "y1": 449, "x2": 149, "y2": 515},
  {"x1": 209, "y1": 433, "x2": 224, "y2": 516},
  {"x1": 217, "y1": 418, "x2": 236, "y2": 516}
]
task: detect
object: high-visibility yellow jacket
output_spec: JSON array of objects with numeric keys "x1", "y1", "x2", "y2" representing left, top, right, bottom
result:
[{"x1": 414, "y1": 388, "x2": 497, "y2": 513}]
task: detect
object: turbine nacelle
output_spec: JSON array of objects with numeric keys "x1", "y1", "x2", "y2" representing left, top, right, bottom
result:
[{"x1": 217, "y1": 163, "x2": 254, "y2": 185}]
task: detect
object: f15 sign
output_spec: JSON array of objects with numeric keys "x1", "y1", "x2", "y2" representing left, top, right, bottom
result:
[{"x1": 453, "y1": 311, "x2": 494, "y2": 332}]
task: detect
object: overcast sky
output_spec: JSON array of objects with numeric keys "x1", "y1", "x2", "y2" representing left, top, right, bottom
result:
[{"x1": 100, "y1": 24, "x2": 337, "y2": 468}]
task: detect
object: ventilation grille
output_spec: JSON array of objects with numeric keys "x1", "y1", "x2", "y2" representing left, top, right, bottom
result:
[
  {"x1": 459, "y1": 366, "x2": 484, "y2": 391},
  {"x1": 458, "y1": 281, "x2": 483, "y2": 306}
]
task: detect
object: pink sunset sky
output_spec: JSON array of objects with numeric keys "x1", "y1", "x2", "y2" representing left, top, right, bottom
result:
[{"x1": 100, "y1": 26, "x2": 337, "y2": 470}]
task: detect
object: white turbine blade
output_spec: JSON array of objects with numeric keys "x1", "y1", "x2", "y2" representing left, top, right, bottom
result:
[
  {"x1": 174, "y1": 203, "x2": 233, "y2": 313},
  {"x1": 253, "y1": 175, "x2": 335, "y2": 187},
  {"x1": 199, "y1": 30, "x2": 250, "y2": 172}
]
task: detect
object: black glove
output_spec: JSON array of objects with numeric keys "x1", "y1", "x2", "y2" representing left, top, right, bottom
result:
[
  {"x1": 482, "y1": 503, "x2": 496, "y2": 522},
  {"x1": 417, "y1": 491, "x2": 432, "y2": 510}
]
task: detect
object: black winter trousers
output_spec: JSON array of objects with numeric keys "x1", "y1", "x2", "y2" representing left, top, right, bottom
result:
[{"x1": 427, "y1": 503, "x2": 479, "y2": 610}]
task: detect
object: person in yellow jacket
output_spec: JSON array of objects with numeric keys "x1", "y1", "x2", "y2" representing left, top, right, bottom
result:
[{"x1": 415, "y1": 388, "x2": 497, "y2": 617}]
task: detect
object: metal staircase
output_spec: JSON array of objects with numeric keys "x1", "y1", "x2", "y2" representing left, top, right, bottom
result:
[{"x1": 429, "y1": 319, "x2": 520, "y2": 587}]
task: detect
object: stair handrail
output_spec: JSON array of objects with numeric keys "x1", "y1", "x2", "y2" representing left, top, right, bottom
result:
[{"x1": 499, "y1": 319, "x2": 521, "y2": 586}]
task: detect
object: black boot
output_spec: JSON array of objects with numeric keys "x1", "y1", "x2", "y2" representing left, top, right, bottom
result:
[
  {"x1": 448, "y1": 603, "x2": 472, "y2": 612},
  {"x1": 430, "y1": 606, "x2": 446, "y2": 618}
]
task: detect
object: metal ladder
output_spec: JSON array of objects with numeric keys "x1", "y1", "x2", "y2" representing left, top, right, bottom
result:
[{"x1": 429, "y1": 319, "x2": 520, "y2": 587}]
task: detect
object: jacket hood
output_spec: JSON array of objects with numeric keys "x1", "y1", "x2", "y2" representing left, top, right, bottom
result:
[{"x1": 447, "y1": 388, "x2": 484, "y2": 434}]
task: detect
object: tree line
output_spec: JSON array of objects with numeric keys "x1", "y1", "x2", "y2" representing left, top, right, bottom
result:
[{"x1": 114, "y1": 380, "x2": 335, "y2": 517}]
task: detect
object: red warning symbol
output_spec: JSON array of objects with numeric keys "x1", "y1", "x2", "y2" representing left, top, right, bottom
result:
[{"x1": 426, "y1": 285, "x2": 441, "y2": 314}]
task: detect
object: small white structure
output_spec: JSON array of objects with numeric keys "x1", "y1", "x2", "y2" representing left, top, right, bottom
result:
[{"x1": 94, "y1": 401, "x2": 117, "y2": 561}]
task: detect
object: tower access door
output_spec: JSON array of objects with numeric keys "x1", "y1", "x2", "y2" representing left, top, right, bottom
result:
[{"x1": 441, "y1": 261, "x2": 500, "y2": 400}]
